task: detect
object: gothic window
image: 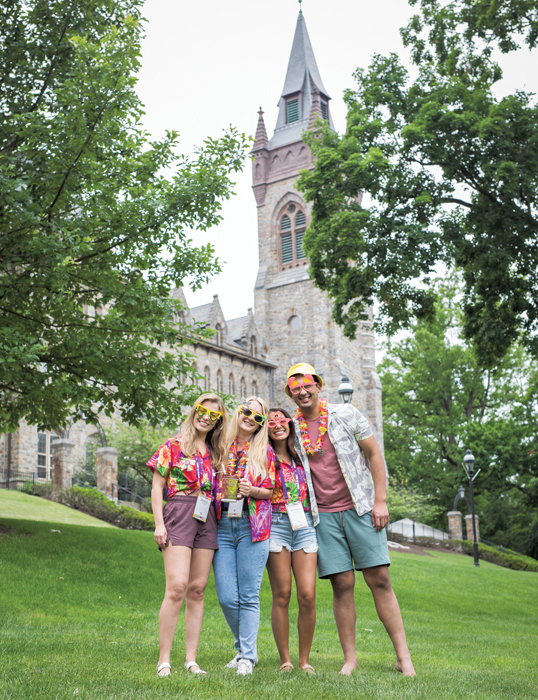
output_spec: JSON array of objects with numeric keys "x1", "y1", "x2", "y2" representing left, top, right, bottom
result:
[
  {"x1": 217, "y1": 369, "x2": 223, "y2": 393},
  {"x1": 252, "y1": 379, "x2": 258, "y2": 397},
  {"x1": 240, "y1": 376, "x2": 246, "y2": 399},
  {"x1": 250, "y1": 336, "x2": 257, "y2": 357},
  {"x1": 320, "y1": 101, "x2": 328, "y2": 120},
  {"x1": 204, "y1": 366, "x2": 210, "y2": 392},
  {"x1": 286, "y1": 97, "x2": 299, "y2": 123},
  {"x1": 229, "y1": 373, "x2": 235, "y2": 396},
  {"x1": 279, "y1": 205, "x2": 308, "y2": 269},
  {"x1": 215, "y1": 324, "x2": 222, "y2": 346}
]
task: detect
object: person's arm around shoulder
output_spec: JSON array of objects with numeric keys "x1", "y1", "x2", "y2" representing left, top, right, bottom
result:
[{"x1": 358, "y1": 435, "x2": 388, "y2": 532}]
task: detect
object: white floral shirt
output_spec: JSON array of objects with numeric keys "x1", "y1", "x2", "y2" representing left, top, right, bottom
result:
[{"x1": 294, "y1": 403, "x2": 375, "y2": 519}]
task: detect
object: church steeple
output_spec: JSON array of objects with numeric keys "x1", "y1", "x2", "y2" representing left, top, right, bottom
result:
[{"x1": 270, "y1": 12, "x2": 333, "y2": 148}]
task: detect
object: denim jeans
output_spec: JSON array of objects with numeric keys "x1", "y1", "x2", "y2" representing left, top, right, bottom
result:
[{"x1": 213, "y1": 512, "x2": 270, "y2": 664}]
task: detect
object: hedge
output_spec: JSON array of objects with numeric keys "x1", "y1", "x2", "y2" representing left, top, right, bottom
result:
[{"x1": 459, "y1": 540, "x2": 538, "y2": 572}]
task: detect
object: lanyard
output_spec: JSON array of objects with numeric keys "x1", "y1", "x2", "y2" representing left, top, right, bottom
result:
[
  {"x1": 194, "y1": 448, "x2": 214, "y2": 491},
  {"x1": 276, "y1": 457, "x2": 301, "y2": 502}
]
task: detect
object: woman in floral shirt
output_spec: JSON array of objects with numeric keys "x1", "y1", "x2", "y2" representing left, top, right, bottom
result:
[
  {"x1": 267, "y1": 407, "x2": 318, "y2": 675},
  {"x1": 213, "y1": 396, "x2": 275, "y2": 676},
  {"x1": 147, "y1": 393, "x2": 228, "y2": 678}
]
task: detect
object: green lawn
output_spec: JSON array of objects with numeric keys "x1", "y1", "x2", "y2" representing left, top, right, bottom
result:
[
  {"x1": 0, "y1": 489, "x2": 115, "y2": 527},
  {"x1": 1, "y1": 517, "x2": 536, "y2": 700}
]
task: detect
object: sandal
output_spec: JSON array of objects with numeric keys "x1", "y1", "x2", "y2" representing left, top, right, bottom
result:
[
  {"x1": 301, "y1": 664, "x2": 316, "y2": 675},
  {"x1": 157, "y1": 662, "x2": 171, "y2": 677},
  {"x1": 185, "y1": 661, "x2": 207, "y2": 675},
  {"x1": 280, "y1": 662, "x2": 294, "y2": 673}
]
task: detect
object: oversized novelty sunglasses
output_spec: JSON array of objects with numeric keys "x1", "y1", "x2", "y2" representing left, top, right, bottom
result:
[
  {"x1": 268, "y1": 412, "x2": 292, "y2": 429},
  {"x1": 239, "y1": 403, "x2": 267, "y2": 425},
  {"x1": 195, "y1": 403, "x2": 222, "y2": 423},
  {"x1": 287, "y1": 373, "x2": 316, "y2": 395}
]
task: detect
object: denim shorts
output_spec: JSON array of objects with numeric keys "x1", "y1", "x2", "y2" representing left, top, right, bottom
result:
[{"x1": 269, "y1": 510, "x2": 318, "y2": 554}]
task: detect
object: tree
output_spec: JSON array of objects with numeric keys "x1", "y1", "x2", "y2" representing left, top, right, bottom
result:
[
  {"x1": 379, "y1": 274, "x2": 538, "y2": 549},
  {"x1": 0, "y1": 1, "x2": 249, "y2": 432},
  {"x1": 297, "y1": 0, "x2": 538, "y2": 367}
]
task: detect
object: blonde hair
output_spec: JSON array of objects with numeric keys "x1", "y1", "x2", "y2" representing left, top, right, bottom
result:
[
  {"x1": 227, "y1": 396, "x2": 270, "y2": 481},
  {"x1": 181, "y1": 393, "x2": 229, "y2": 471}
]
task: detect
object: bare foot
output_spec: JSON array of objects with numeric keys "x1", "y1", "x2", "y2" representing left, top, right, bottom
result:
[
  {"x1": 395, "y1": 656, "x2": 416, "y2": 676},
  {"x1": 338, "y1": 661, "x2": 358, "y2": 676}
]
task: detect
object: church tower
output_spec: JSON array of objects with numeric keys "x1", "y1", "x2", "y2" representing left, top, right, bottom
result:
[{"x1": 252, "y1": 10, "x2": 384, "y2": 444}]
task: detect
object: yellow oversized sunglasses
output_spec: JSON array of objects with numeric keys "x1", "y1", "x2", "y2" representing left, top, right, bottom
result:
[
  {"x1": 195, "y1": 403, "x2": 222, "y2": 423},
  {"x1": 239, "y1": 403, "x2": 266, "y2": 425}
]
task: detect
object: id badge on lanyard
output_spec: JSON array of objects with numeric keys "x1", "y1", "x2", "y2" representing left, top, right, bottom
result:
[
  {"x1": 278, "y1": 458, "x2": 308, "y2": 530},
  {"x1": 286, "y1": 501, "x2": 308, "y2": 530},
  {"x1": 227, "y1": 498, "x2": 244, "y2": 518},
  {"x1": 192, "y1": 452, "x2": 213, "y2": 522}
]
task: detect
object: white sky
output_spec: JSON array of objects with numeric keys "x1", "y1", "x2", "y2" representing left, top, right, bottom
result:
[{"x1": 137, "y1": 0, "x2": 538, "y2": 321}]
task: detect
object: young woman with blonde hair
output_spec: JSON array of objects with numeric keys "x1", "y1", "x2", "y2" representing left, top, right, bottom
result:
[
  {"x1": 148, "y1": 393, "x2": 228, "y2": 677},
  {"x1": 213, "y1": 396, "x2": 276, "y2": 676}
]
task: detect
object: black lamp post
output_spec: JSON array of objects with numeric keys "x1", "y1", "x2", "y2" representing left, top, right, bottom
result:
[
  {"x1": 338, "y1": 375, "x2": 353, "y2": 404},
  {"x1": 463, "y1": 449, "x2": 480, "y2": 567}
]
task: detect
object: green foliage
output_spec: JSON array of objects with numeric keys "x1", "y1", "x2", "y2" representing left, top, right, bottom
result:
[
  {"x1": 61, "y1": 486, "x2": 154, "y2": 530},
  {"x1": 0, "y1": 0, "x2": 249, "y2": 433},
  {"x1": 108, "y1": 420, "x2": 172, "y2": 487},
  {"x1": 2, "y1": 516, "x2": 538, "y2": 699},
  {"x1": 387, "y1": 480, "x2": 443, "y2": 524},
  {"x1": 379, "y1": 274, "x2": 538, "y2": 546},
  {"x1": 524, "y1": 520, "x2": 538, "y2": 559},
  {"x1": 297, "y1": 0, "x2": 538, "y2": 366},
  {"x1": 458, "y1": 539, "x2": 538, "y2": 571}
]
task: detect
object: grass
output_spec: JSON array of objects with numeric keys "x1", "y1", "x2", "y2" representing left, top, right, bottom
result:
[
  {"x1": 0, "y1": 488, "x2": 114, "y2": 527},
  {"x1": 1, "y1": 517, "x2": 537, "y2": 700}
]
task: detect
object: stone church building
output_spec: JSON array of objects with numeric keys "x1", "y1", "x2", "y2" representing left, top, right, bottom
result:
[{"x1": 0, "y1": 12, "x2": 383, "y2": 492}]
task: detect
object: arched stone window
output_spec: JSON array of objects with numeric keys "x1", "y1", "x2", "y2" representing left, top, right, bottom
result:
[
  {"x1": 229, "y1": 373, "x2": 235, "y2": 396},
  {"x1": 279, "y1": 203, "x2": 307, "y2": 269},
  {"x1": 215, "y1": 323, "x2": 223, "y2": 346},
  {"x1": 216, "y1": 369, "x2": 223, "y2": 393},
  {"x1": 250, "y1": 336, "x2": 257, "y2": 357},
  {"x1": 240, "y1": 377, "x2": 246, "y2": 399},
  {"x1": 204, "y1": 366, "x2": 210, "y2": 392}
]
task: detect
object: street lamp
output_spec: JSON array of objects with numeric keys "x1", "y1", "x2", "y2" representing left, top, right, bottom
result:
[
  {"x1": 463, "y1": 449, "x2": 480, "y2": 567},
  {"x1": 338, "y1": 375, "x2": 354, "y2": 404}
]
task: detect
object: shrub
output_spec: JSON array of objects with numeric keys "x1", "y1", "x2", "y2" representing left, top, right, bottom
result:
[
  {"x1": 60, "y1": 487, "x2": 155, "y2": 531},
  {"x1": 459, "y1": 540, "x2": 538, "y2": 572}
]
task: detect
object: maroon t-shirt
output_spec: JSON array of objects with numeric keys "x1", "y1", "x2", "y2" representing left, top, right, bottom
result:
[{"x1": 306, "y1": 417, "x2": 354, "y2": 512}]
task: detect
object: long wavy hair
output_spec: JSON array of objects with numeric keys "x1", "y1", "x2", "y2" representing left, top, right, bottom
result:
[
  {"x1": 181, "y1": 393, "x2": 228, "y2": 471},
  {"x1": 227, "y1": 396, "x2": 270, "y2": 480},
  {"x1": 268, "y1": 407, "x2": 302, "y2": 466}
]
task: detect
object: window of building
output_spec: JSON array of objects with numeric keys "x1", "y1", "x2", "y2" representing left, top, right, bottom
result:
[
  {"x1": 204, "y1": 366, "x2": 210, "y2": 392},
  {"x1": 37, "y1": 433, "x2": 47, "y2": 479},
  {"x1": 320, "y1": 101, "x2": 328, "y2": 120},
  {"x1": 217, "y1": 369, "x2": 223, "y2": 393},
  {"x1": 215, "y1": 323, "x2": 223, "y2": 346},
  {"x1": 229, "y1": 373, "x2": 235, "y2": 396},
  {"x1": 252, "y1": 379, "x2": 258, "y2": 397},
  {"x1": 250, "y1": 336, "x2": 257, "y2": 357},
  {"x1": 240, "y1": 377, "x2": 246, "y2": 399},
  {"x1": 286, "y1": 98, "x2": 299, "y2": 123},
  {"x1": 279, "y1": 206, "x2": 308, "y2": 268}
]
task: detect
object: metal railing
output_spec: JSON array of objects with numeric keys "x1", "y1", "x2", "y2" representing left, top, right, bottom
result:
[
  {"x1": 387, "y1": 520, "x2": 450, "y2": 541},
  {"x1": 117, "y1": 486, "x2": 152, "y2": 512},
  {"x1": 0, "y1": 469, "x2": 47, "y2": 490}
]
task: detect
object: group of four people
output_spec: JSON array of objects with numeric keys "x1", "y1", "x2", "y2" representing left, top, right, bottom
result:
[{"x1": 148, "y1": 363, "x2": 416, "y2": 678}]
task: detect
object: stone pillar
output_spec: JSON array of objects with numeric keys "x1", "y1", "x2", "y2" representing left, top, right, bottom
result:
[
  {"x1": 447, "y1": 510, "x2": 463, "y2": 539},
  {"x1": 465, "y1": 514, "x2": 480, "y2": 542},
  {"x1": 96, "y1": 447, "x2": 118, "y2": 501},
  {"x1": 51, "y1": 439, "x2": 76, "y2": 492}
]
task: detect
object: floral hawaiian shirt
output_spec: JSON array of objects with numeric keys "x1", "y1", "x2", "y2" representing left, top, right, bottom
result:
[
  {"x1": 294, "y1": 403, "x2": 377, "y2": 518},
  {"x1": 147, "y1": 436, "x2": 215, "y2": 501},
  {"x1": 271, "y1": 458, "x2": 311, "y2": 513},
  {"x1": 214, "y1": 441, "x2": 276, "y2": 542}
]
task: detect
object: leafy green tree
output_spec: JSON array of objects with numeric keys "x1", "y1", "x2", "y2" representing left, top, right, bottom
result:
[
  {"x1": 386, "y1": 480, "x2": 442, "y2": 524},
  {"x1": 297, "y1": 0, "x2": 538, "y2": 366},
  {"x1": 0, "y1": 1, "x2": 249, "y2": 432},
  {"x1": 380, "y1": 275, "x2": 538, "y2": 546},
  {"x1": 108, "y1": 421, "x2": 172, "y2": 491}
]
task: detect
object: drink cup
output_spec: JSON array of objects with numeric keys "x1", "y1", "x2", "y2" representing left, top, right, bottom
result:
[{"x1": 221, "y1": 475, "x2": 240, "y2": 502}]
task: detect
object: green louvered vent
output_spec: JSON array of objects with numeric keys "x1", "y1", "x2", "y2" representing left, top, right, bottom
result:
[
  {"x1": 281, "y1": 233, "x2": 293, "y2": 263},
  {"x1": 320, "y1": 101, "x2": 328, "y2": 120},
  {"x1": 281, "y1": 215, "x2": 291, "y2": 231},
  {"x1": 287, "y1": 99, "x2": 299, "y2": 123},
  {"x1": 295, "y1": 229, "x2": 306, "y2": 259},
  {"x1": 295, "y1": 211, "x2": 306, "y2": 227}
]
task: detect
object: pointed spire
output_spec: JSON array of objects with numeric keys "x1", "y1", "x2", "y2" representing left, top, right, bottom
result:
[
  {"x1": 253, "y1": 107, "x2": 268, "y2": 150},
  {"x1": 298, "y1": 0, "x2": 303, "y2": 20}
]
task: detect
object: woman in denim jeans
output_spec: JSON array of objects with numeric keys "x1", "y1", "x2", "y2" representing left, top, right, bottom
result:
[
  {"x1": 213, "y1": 397, "x2": 276, "y2": 676},
  {"x1": 267, "y1": 407, "x2": 318, "y2": 675}
]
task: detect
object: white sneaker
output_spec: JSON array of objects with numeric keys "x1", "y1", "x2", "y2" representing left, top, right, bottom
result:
[
  {"x1": 226, "y1": 654, "x2": 240, "y2": 669},
  {"x1": 237, "y1": 659, "x2": 253, "y2": 676}
]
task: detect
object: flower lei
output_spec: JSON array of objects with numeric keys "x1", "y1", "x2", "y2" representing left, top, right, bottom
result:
[
  {"x1": 295, "y1": 397, "x2": 328, "y2": 455},
  {"x1": 226, "y1": 439, "x2": 250, "y2": 476}
]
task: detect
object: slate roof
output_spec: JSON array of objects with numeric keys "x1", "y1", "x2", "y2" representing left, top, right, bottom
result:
[{"x1": 190, "y1": 302, "x2": 212, "y2": 326}]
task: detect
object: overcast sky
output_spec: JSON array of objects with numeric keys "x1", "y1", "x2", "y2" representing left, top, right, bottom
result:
[{"x1": 137, "y1": 0, "x2": 538, "y2": 322}]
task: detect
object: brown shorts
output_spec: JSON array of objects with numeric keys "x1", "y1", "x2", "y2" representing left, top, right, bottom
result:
[{"x1": 162, "y1": 495, "x2": 218, "y2": 550}]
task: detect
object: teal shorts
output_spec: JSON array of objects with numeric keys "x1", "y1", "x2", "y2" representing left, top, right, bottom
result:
[{"x1": 316, "y1": 508, "x2": 391, "y2": 579}]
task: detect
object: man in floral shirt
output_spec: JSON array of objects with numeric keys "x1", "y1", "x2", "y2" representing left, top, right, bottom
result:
[{"x1": 286, "y1": 363, "x2": 416, "y2": 677}]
